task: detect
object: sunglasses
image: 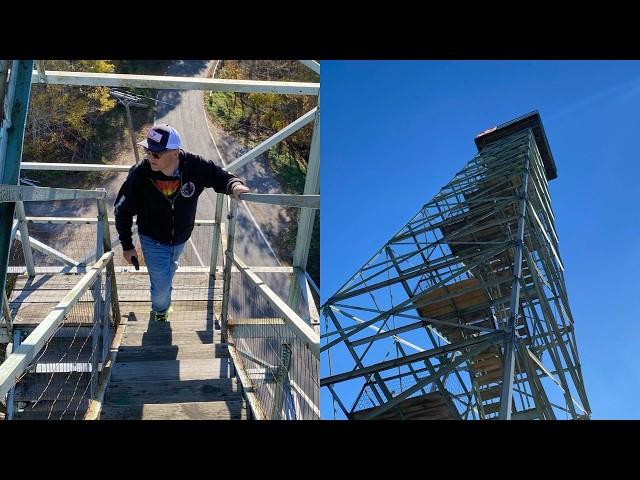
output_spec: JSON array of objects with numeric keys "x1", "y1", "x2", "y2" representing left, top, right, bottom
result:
[{"x1": 143, "y1": 148, "x2": 164, "y2": 159}]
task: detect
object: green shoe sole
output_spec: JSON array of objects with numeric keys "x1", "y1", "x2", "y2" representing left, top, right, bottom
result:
[
  {"x1": 152, "y1": 311, "x2": 168, "y2": 322},
  {"x1": 151, "y1": 306, "x2": 173, "y2": 322}
]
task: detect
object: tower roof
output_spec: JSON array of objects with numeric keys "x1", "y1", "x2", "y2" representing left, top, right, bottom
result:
[{"x1": 474, "y1": 111, "x2": 558, "y2": 180}]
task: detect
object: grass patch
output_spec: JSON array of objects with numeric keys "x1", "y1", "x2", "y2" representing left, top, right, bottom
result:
[
  {"x1": 267, "y1": 144, "x2": 306, "y2": 195},
  {"x1": 270, "y1": 145, "x2": 319, "y2": 286},
  {"x1": 206, "y1": 92, "x2": 245, "y2": 131}
]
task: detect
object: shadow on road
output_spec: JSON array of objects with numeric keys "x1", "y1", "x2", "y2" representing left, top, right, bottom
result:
[
  {"x1": 168, "y1": 60, "x2": 210, "y2": 77},
  {"x1": 155, "y1": 90, "x2": 185, "y2": 118},
  {"x1": 154, "y1": 60, "x2": 211, "y2": 118}
]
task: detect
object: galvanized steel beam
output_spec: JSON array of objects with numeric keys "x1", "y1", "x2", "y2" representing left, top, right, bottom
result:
[{"x1": 31, "y1": 70, "x2": 319, "y2": 95}]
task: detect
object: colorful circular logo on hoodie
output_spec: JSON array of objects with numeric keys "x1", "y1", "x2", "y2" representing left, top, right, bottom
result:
[{"x1": 181, "y1": 182, "x2": 196, "y2": 198}]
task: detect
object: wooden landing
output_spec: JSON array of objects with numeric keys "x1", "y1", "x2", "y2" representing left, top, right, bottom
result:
[
  {"x1": 350, "y1": 392, "x2": 459, "y2": 420},
  {"x1": 6, "y1": 272, "x2": 248, "y2": 420}
]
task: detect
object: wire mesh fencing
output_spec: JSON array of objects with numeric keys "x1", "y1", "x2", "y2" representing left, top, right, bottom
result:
[
  {"x1": 5, "y1": 265, "x2": 114, "y2": 420},
  {"x1": 228, "y1": 271, "x2": 319, "y2": 420},
  {"x1": 13, "y1": 222, "x2": 99, "y2": 269}
]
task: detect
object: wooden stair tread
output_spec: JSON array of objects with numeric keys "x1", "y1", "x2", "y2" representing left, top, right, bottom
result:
[
  {"x1": 104, "y1": 378, "x2": 241, "y2": 404},
  {"x1": 121, "y1": 331, "x2": 221, "y2": 346},
  {"x1": 482, "y1": 402, "x2": 502, "y2": 415},
  {"x1": 110, "y1": 358, "x2": 232, "y2": 382},
  {"x1": 100, "y1": 400, "x2": 247, "y2": 420},
  {"x1": 116, "y1": 344, "x2": 228, "y2": 361},
  {"x1": 14, "y1": 372, "x2": 91, "y2": 400}
]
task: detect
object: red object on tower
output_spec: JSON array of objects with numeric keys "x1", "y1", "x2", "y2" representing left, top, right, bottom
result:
[{"x1": 475, "y1": 126, "x2": 497, "y2": 138}]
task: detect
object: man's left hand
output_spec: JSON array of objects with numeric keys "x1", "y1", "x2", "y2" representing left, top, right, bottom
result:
[{"x1": 232, "y1": 184, "x2": 250, "y2": 200}]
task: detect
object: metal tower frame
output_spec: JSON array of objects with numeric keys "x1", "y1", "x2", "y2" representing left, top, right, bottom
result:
[{"x1": 321, "y1": 111, "x2": 591, "y2": 420}]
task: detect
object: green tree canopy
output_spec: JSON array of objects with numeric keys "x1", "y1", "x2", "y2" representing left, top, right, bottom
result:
[{"x1": 25, "y1": 60, "x2": 117, "y2": 162}]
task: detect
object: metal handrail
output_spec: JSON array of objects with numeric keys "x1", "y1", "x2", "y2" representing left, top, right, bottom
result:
[
  {"x1": 0, "y1": 251, "x2": 113, "y2": 399},
  {"x1": 239, "y1": 193, "x2": 319, "y2": 210},
  {"x1": 232, "y1": 256, "x2": 319, "y2": 356},
  {"x1": 0, "y1": 185, "x2": 106, "y2": 203}
]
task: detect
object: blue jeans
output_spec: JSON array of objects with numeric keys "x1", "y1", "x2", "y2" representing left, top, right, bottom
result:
[{"x1": 139, "y1": 234, "x2": 187, "y2": 314}]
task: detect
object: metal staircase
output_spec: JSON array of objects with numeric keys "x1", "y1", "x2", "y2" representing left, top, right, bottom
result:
[{"x1": 0, "y1": 60, "x2": 320, "y2": 420}]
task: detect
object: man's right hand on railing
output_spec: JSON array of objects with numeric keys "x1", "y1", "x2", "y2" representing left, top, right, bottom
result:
[
  {"x1": 123, "y1": 248, "x2": 139, "y2": 266},
  {"x1": 231, "y1": 183, "x2": 250, "y2": 200}
]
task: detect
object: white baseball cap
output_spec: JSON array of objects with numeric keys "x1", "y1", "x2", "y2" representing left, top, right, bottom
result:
[{"x1": 137, "y1": 124, "x2": 181, "y2": 153}]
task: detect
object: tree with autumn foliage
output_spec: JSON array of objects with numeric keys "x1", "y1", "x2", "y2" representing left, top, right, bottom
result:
[
  {"x1": 206, "y1": 60, "x2": 318, "y2": 165},
  {"x1": 24, "y1": 60, "x2": 117, "y2": 163}
]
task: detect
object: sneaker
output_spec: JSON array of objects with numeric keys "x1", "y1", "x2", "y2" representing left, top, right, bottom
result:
[
  {"x1": 151, "y1": 306, "x2": 173, "y2": 322},
  {"x1": 151, "y1": 310, "x2": 168, "y2": 322}
]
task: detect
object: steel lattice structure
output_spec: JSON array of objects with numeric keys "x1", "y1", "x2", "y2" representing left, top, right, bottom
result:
[{"x1": 321, "y1": 111, "x2": 591, "y2": 420}]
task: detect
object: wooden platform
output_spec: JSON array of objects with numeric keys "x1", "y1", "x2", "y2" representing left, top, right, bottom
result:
[
  {"x1": 6, "y1": 272, "x2": 248, "y2": 420},
  {"x1": 350, "y1": 392, "x2": 459, "y2": 420}
]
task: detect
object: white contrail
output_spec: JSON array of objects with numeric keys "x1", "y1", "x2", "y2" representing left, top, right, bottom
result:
[{"x1": 546, "y1": 75, "x2": 640, "y2": 121}]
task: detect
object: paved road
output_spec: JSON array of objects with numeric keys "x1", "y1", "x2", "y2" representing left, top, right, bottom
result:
[{"x1": 154, "y1": 60, "x2": 292, "y2": 299}]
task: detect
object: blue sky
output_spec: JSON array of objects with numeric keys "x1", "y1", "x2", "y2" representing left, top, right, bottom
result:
[{"x1": 321, "y1": 60, "x2": 640, "y2": 420}]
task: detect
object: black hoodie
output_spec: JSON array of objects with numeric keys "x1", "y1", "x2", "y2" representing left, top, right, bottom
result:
[{"x1": 114, "y1": 149, "x2": 243, "y2": 250}]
